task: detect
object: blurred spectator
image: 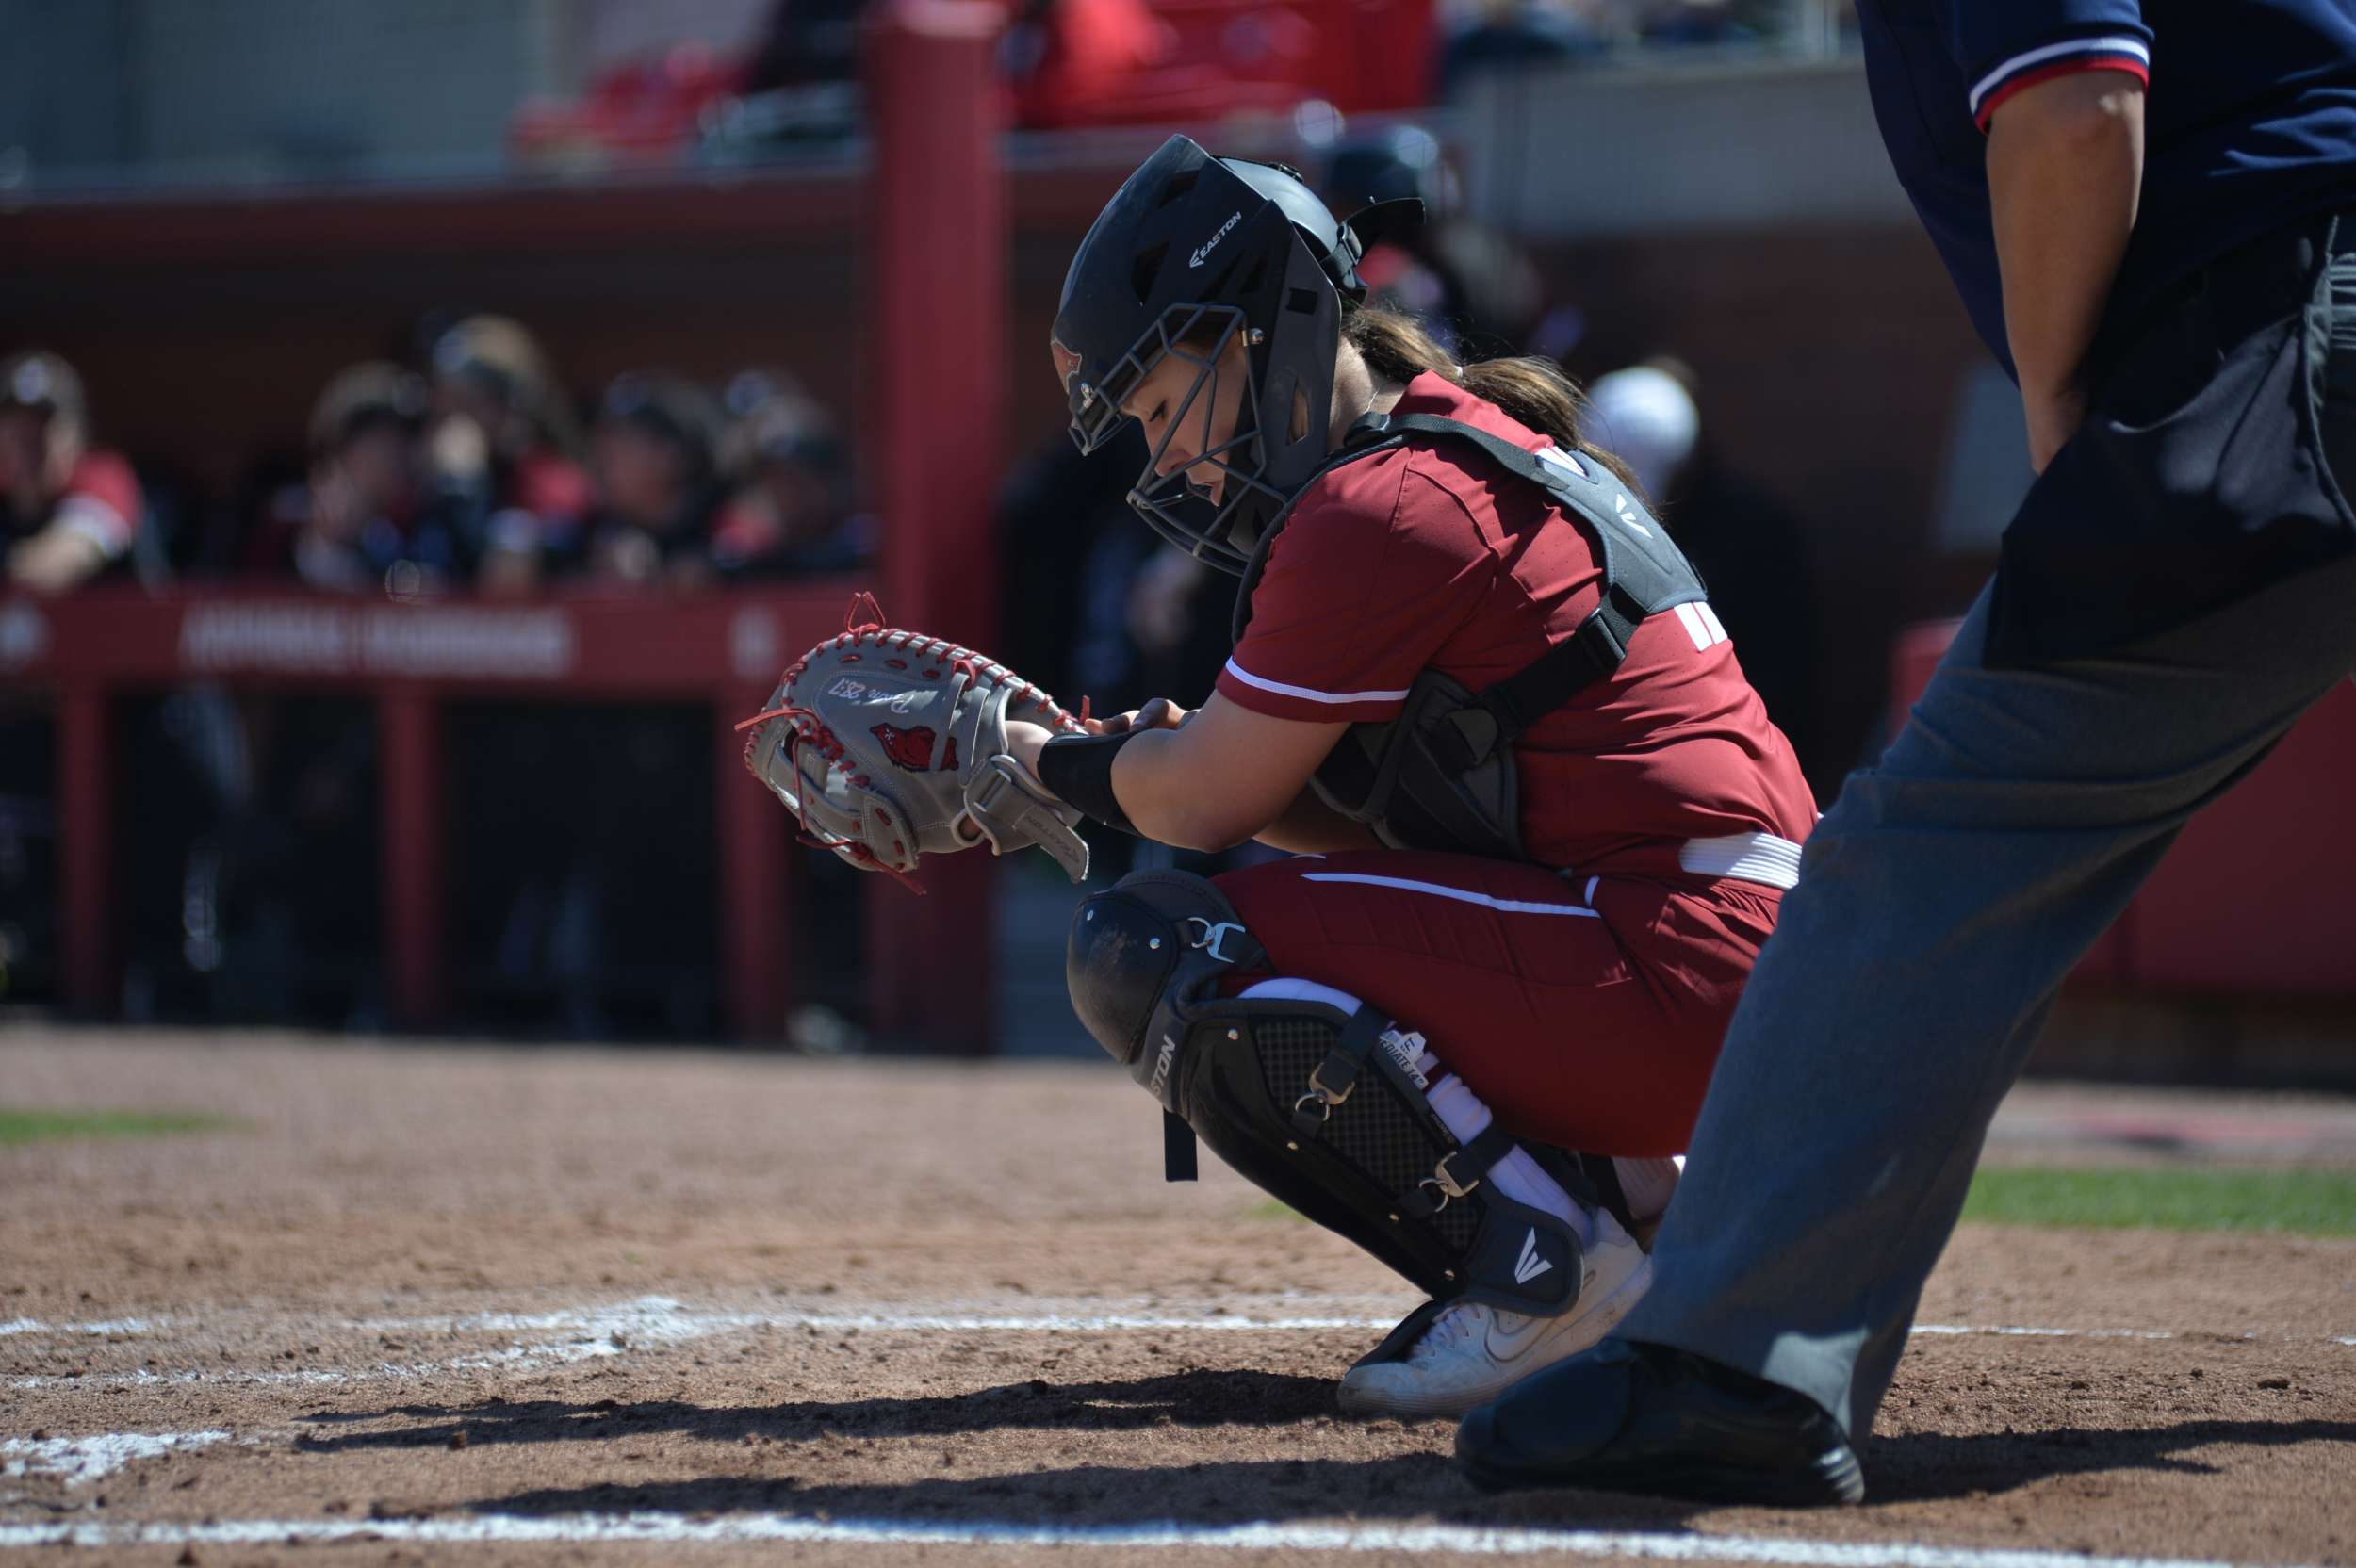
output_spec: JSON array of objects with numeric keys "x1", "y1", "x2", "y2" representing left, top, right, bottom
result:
[
  {"x1": 1321, "y1": 129, "x2": 1555, "y2": 360},
  {"x1": 741, "y1": 0, "x2": 868, "y2": 91},
  {"x1": 720, "y1": 369, "x2": 875, "y2": 577},
  {"x1": 1585, "y1": 360, "x2": 1699, "y2": 503},
  {"x1": 1, "y1": 351, "x2": 145, "y2": 595},
  {"x1": 425, "y1": 315, "x2": 595, "y2": 596},
  {"x1": 244, "y1": 363, "x2": 472, "y2": 596},
  {"x1": 1586, "y1": 357, "x2": 1824, "y2": 778},
  {"x1": 995, "y1": 423, "x2": 1242, "y2": 883},
  {"x1": 563, "y1": 370, "x2": 781, "y2": 590},
  {"x1": 1439, "y1": 0, "x2": 1610, "y2": 97},
  {"x1": 995, "y1": 428, "x2": 1139, "y2": 708},
  {"x1": 117, "y1": 686, "x2": 386, "y2": 1030},
  {"x1": 509, "y1": 41, "x2": 746, "y2": 173},
  {"x1": 1438, "y1": 0, "x2": 1810, "y2": 91},
  {"x1": 1003, "y1": 0, "x2": 1388, "y2": 131},
  {"x1": 1001, "y1": 0, "x2": 1164, "y2": 130},
  {"x1": 1635, "y1": 0, "x2": 1747, "y2": 43}
]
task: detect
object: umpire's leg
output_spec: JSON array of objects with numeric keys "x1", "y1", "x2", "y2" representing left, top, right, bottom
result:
[
  {"x1": 1615, "y1": 552, "x2": 2356, "y2": 1441},
  {"x1": 1528, "y1": 220, "x2": 2356, "y2": 1452}
]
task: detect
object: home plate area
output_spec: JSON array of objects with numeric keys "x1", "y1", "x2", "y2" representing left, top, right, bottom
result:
[{"x1": 2, "y1": 1030, "x2": 2351, "y2": 1567}]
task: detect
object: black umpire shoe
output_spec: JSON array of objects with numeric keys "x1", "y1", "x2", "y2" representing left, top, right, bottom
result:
[{"x1": 1455, "y1": 1338, "x2": 1865, "y2": 1506}]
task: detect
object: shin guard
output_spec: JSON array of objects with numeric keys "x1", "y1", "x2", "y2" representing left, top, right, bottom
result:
[{"x1": 1065, "y1": 870, "x2": 1593, "y2": 1316}]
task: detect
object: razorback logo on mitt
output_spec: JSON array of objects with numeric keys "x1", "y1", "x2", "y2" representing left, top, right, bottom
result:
[
  {"x1": 738, "y1": 594, "x2": 1091, "y2": 889},
  {"x1": 869, "y1": 723, "x2": 959, "y2": 774}
]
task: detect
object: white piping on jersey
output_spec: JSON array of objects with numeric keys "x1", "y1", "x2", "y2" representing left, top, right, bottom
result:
[
  {"x1": 1221, "y1": 659, "x2": 1411, "y2": 706},
  {"x1": 1677, "y1": 831, "x2": 1803, "y2": 890},
  {"x1": 1301, "y1": 872, "x2": 1602, "y2": 918},
  {"x1": 1674, "y1": 601, "x2": 1733, "y2": 652},
  {"x1": 1968, "y1": 35, "x2": 2149, "y2": 117}
]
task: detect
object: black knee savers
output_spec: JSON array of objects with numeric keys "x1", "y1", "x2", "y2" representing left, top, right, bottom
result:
[{"x1": 1067, "y1": 869, "x2": 1590, "y2": 1316}]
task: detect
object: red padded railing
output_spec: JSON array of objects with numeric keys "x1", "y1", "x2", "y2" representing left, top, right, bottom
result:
[{"x1": 2, "y1": 585, "x2": 872, "y2": 1037}]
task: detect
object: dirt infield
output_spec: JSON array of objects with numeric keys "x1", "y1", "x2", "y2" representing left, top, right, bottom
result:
[{"x1": 3, "y1": 1027, "x2": 2352, "y2": 1567}]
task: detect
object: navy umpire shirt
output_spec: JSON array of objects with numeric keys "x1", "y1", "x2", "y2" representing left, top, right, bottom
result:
[{"x1": 1857, "y1": 0, "x2": 2356, "y2": 381}]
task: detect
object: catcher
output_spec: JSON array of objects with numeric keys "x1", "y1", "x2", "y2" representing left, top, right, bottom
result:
[{"x1": 744, "y1": 135, "x2": 1815, "y2": 1418}]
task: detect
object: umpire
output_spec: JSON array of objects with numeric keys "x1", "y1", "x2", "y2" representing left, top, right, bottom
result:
[{"x1": 1456, "y1": 0, "x2": 2356, "y2": 1505}]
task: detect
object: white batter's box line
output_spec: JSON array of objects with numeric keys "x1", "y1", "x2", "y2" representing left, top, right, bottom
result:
[
  {"x1": 0, "y1": 1511, "x2": 2333, "y2": 1568},
  {"x1": 6, "y1": 1298, "x2": 2330, "y2": 1392},
  {"x1": 1910, "y1": 1325, "x2": 2184, "y2": 1342},
  {"x1": 0, "y1": 1315, "x2": 159, "y2": 1338},
  {"x1": 346, "y1": 1291, "x2": 1412, "y2": 1336},
  {"x1": 280, "y1": 1302, "x2": 2339, "y2": 1345},
  {"x1": 6, "y1": 1340, "x2": 638, "y2": 1392},
  {"x1": 0, "y1": 1431, "x2": 228, "y2": 1486}
]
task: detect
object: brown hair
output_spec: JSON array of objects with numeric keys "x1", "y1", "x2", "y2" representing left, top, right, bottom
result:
[{"x1": 1339, "y1": 306, "x2": 1643, "y2": 497}]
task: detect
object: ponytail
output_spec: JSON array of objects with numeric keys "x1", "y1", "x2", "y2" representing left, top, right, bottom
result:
[{"x1": 1338, "y1": 306, "x2": 1644, "y2": 498}]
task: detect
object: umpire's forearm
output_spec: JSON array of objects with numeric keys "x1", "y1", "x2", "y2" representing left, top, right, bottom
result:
[{"x1": 1988, "y1": 72, "x2": 2145, "y2": 404}]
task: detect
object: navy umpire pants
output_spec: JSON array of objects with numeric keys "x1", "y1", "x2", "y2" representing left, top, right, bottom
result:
[{"x1": 1617, "y1": 211, "x2": 2356, "y2": 1440}]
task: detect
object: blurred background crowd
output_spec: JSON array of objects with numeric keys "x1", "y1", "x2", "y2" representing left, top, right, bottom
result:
[
  {"x1": 1, "y1": 330, "x2": 873, "y2": 599},
  {"x1": 0, "y1": 319, "x2": 880, "y2": 1033}
]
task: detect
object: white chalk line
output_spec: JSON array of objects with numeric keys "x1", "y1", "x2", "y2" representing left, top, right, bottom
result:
[
  {"x1": 0, "y1": 1315, "x2": 157, "y2": 1338},
  {"x1": 2, "y1": 1297, "x2": 1402, "y2": 1390},
  {"x1": 1911, "y1": 1325, "x2": 2185, "y2": 1342},
  {"x1": 0, "y1": 1512, "x2": 2334, "y2": 1568},
  {"x1": 8, "y1": 1297, "x2": 2347, "y2": 1392},
  {"x1": 0, "y1": 1431, "x2": 227, "y2": 1486}
]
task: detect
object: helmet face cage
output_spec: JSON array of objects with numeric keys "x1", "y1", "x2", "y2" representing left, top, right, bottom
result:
[{"x1": 1065, "y1": 302, "x2": 1290, "y2": 574}]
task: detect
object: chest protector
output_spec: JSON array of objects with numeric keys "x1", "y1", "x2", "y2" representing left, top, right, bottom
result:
[{"x1": 1233, "y1": 411, "x2": 1710, "y2": 863}]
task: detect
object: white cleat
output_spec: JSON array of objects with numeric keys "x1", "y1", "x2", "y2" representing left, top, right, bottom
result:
[{"x1": 1336, "y1": 1227, "x2": 1653, "y2": 1420}]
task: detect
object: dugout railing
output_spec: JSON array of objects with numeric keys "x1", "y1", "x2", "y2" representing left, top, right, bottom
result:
[{"x1": 3, "y1": 585, "x2": 859, "y2": 1038}]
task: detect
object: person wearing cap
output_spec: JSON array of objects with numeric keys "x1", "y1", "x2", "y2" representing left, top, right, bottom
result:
[
  {"x1": 1323, "y1": 127, "x2": 1556, "y2": 364},
  {"x1": 425, "y1": 315, "x2": 594, "y2": 595},
  {"x1": 246, "y1": 363, "x2": 470, "y2": 596},
  {"x1": 568, "y1": 370, "x2": 777, "y2": 590},
  {"x1": 718, "y1": 369, "x2": 875, "y2": 578},
  {"x1": 1, "y1": 351, "x2": 145, "y2": 595},
  {"x1": 1586, "y1": 359, "x2": 1822, "y2": 776}
]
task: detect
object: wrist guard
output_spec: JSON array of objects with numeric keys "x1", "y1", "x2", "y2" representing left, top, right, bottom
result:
[{"x1": 1039, "y1": 731, "x2": 1141, "y2": 838}]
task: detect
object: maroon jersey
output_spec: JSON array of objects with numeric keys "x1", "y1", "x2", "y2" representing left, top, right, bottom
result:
[
  {"x1": 1216, "y1": 372, "x2": 1815, "y2": 879},
  {"x1": 3, "y1": 449, "x2": 141, "y2": 559}
]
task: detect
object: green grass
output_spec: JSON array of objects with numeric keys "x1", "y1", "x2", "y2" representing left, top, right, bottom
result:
[
  {"x1": 1961, "y1": 1166, "x2": 2356, "y2": 1237},
  {"x1": 1248, "y1": 1167, "x2": 2356, "y2": 1237},
  {"x1": 0, "y1": 1108, "x2": 237, "y2": 1147}
]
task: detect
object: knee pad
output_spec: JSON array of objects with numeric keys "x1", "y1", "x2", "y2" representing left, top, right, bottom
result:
[
  {"x1": 1065, "y1": 870, "x2": 1593, "y2": 1316},
  {"x1": 1066, "y1": 869, "x2": 1264, "y2": 1112}
]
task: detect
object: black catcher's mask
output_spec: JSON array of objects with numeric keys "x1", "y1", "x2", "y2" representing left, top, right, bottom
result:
[{"x1": 1050, "y1": 134, "x2": 1422, "y2": 574}]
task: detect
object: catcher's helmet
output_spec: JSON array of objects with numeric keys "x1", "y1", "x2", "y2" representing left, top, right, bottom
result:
[{"x1": 1050, "y1": 134, "x2": 1419, "y2": 574}]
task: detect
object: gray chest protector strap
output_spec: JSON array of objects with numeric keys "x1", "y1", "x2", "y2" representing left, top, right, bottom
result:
[{"x1": 1233, "y1": 411, "x2": 1710, "y2": 862}]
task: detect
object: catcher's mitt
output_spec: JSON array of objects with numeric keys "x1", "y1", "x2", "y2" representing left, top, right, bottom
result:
[{"x1": 738, "y1": 595, "x2": 1091, "y2": 888}]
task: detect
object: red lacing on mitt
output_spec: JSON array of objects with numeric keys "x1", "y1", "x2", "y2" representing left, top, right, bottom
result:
[{"x1": 735, "y1": 592, "x2": 1088, "y2": 892}]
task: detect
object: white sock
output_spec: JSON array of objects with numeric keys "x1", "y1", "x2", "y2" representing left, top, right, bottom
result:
[
  {"x1": 1237, "y1": 978, "x2": 1600, "y2": 1249},
  {"x1": 1612, "y1": 1155, "x2": 1684, "y2": 1224}
]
